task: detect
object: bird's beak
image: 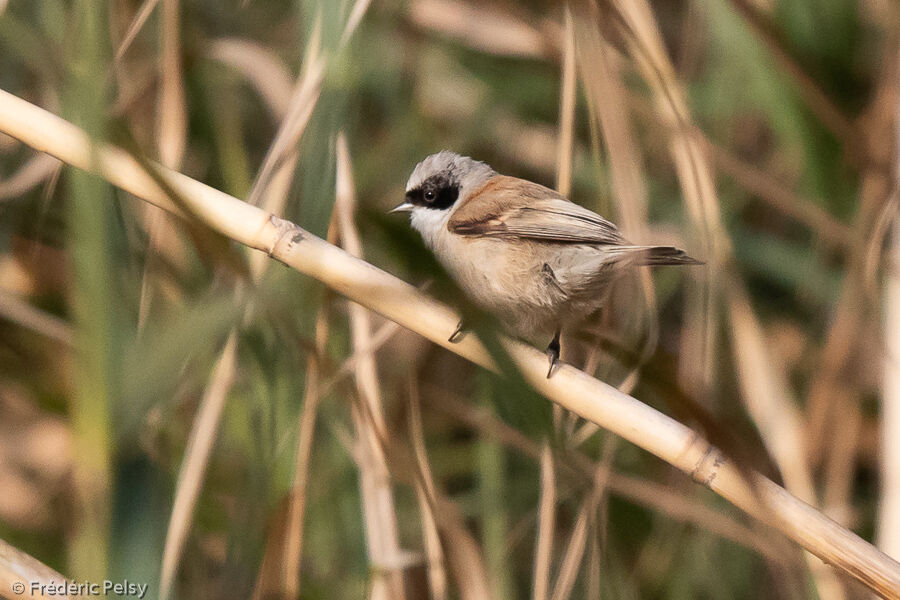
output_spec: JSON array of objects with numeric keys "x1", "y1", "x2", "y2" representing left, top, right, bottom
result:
[{"x1": 389, "y1": 202, "x2": 414, "y2": 214}]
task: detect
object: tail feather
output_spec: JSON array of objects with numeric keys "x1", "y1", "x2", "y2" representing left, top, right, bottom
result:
[{"x1": 629, "y1": 245, "x2": 703, "y2": 266}]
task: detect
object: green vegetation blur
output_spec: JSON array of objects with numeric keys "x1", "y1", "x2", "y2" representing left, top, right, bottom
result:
[{"x1": 0, "y1": 0, "x2": 894, "y2": 598}]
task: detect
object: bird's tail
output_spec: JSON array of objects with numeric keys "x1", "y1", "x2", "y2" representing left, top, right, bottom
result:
[{"x1": 626, "y1": 245, "x2": 703, "y2": 266}]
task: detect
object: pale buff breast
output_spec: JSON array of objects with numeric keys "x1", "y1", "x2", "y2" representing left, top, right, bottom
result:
[{"x1": 430, "y1": 232, "x2": 571, "y2": 338}]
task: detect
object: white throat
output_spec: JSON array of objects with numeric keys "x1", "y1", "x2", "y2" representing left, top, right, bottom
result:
[{"x1": 409, "y1": 206, "x2": 453, "y2": 250}]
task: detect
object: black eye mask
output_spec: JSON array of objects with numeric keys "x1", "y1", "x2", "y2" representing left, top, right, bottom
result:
[{"x1": 406, "y1": 175, "x2": 459, "y2": 210}]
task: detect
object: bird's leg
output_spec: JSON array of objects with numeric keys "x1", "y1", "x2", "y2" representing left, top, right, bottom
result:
[
  {"x1": 448, "y1": 320, "x2": 467, "y2": 343},
  {"x1": 546, "y1": 328, "x2": 561, "y2": 378}
]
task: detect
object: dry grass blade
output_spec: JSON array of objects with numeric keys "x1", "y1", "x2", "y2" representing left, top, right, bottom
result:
[
  {"x1": 532, "y1": 444, "x2": 556, "y2": 600},
  {"x1": 805, "y1": 48, "x2": 898, "y2": 504},
  {"x1": 340, "y1": 0, "x2": 374, "y2": 47},
  {"x1": 574, "y1": 5, "x2": 659, "y2": 383},
  {"x1": 549, "y1": 503, "x2": 588, "y2": 600},
  {"x1": 245, "y1": 25, "x2": 324, "y2": 209},
  {"x1": 264, "y1": 216, "x2": 339, "y2": 599},
  {"x1": 881, "y1": 213, "x2": 900, "y2": 559},
  {"x1": 604, "y1": 0, "x2": 722, "y2": 396},
  {"x1": 114, "y1": 0, "x2": 161, "y2": 61},
  {"x1": 282, "y1": 304, "x2": 331, "y2": 597},
  {"x1": 408, "y1": 373, "x2": 448, "y2": 600},
  {"x1": 575, "y1": 12, "x2": 645, "y2": 236},
  {"x1": 707, "y1": 140, "x2": 853, "y2": 251},
  {"x1": 0, "y1": 288, "x2": 73, "y2": 345},
  {"x1": 555, "y1": 7, "x2": 577, "y2": 199},
  {"x1": 156, "y1": 0, "x2": 186, "y2": 169},
  {"x1": 433, "y1": 496, "x2": 491, "y2": 600},
  {"x1": 159, "y1": 332, "x2": 238, "y2": 600},
  {"x1": 728, "y1": 285, "x2": 815, "y2": 500},
  {"x1": 206, "y1": 39, "x2": 294, "y2": 120},
  {"x1": 864, "y1": 181, "x2": 899, "y2": 293},
  {"x1": 431, "y1": 387, "x2": 789, "y2": 564},
  {"x1": 724, "y1": 0, "x2": 861, "y2": 159},
  {"x1": 138, "y1": 0, "x2": 188, "y2": 331},
  {"x1": 2, "y1": 90, "x2": 899, "y2": 596},
  {"x1": 550, "y1": 458, "x2": 612, "y2": 600},
  {"x1": 728, "y1": 283, "x2": 846, "y2": 600},
  {"x1": 335, "y1": 134, "x2": 407, "y2": 600},
  {"x1": 0, "y1": 538, "x2": 71, "y2": 599},
  {"x1": 878, "y1": 56, "x2": 900, "y2": 559},
  {"x1": 323, "y1": 319, "x2": 402, "y2": 394},
  {"x1": 158, "y1": 27, "x2": 306, "y2": 593},
  {"x1": 0, "y1": 153, "x2": 60, "y2": 201},
  {"x1": 408, "y1": 0, "x2": 553, "y2": 60}
]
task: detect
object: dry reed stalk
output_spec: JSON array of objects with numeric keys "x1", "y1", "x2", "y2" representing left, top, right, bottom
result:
[
  {"x1": 864, "y1": 181, "x2": 900, "y2": 294},
  {"x1": 138, "y1": 0, "x2": 187, "y2": 331},
  {"x1": 0, "y1": 538, "x2": 71, "y2": 599},
  {"x1": 705, "y1": 140, "x2": 853, "y2": 251},
  {"x1": 728, "y1": 287, "x2": 816, "y2": 500},
  {"x1": 574, "y1": 6, "x2": 658, "y2": 395},
  {"x1": 555, "y1": 7, "x2": 577, "y2": 199},
  {"x1": 156, "y1": 0, "x2": 186, "y2": 170},
  {"x1": 161, "y1": 22, "x2": 326, "y2": 596},
  {"x1": 254, "y1": 218, "x2": 340, "y2": 600},
  {"x1": 246, "y1": 23, "x2": 324, "y2": 209},
  {"x1": 532, "y1": 444, "x2": 556, "y2": 600},
  {"x1": 429, "y1": 387, "x2": 791, "y2": 565},
  {"x1": 1, "y1": 90, "x2": 899, "y2": 597},
  {"x1": 407, "y1": 0, "x2": 553, "y2": 60},
  {"x1": 879, "y1": 48, "x2": 900, "y2": 560},
  {"x1": 321, "y1": 319, "x2": 402, "y2": 394},
  {"x1": 433, "y1": 496, "x2": 491, "y2": 600},
  {"x1": 626, "y1": 90, "x2": 855, "y2": 254},
  {"x1": 882, "y1": 213, "x2": 900, "y2": 559},
  {"x1": 823, "y1": 397, "x2": 862, "y2": 527},
  {"x1": 206, "y1": 39, "x2": 294, "y2": 119},
  {"x1": 585, "y1": 527, "x2": 602, "y2": 599},
  {"x1": 0, "y1": 153, "x2": 59, "y2": 201},
  {"x1": 723, "y1": 0, "x2": 861, "y2": 160},
  {"x1": 531, "y1": 18, "x2": 570, "y2": 594},
  {"x1": 602, "y1": 0, "x2": 721, "y2": 398},
  {"x1": 281, "y1": 302, "x2": 331, "y2": 597},
  {"x1": 408, "y1": 373, "x2": 448, "y2": 600},
  {"x1": 549, "y1": 458, "x2": 612, "y2": 600},
  {"x1": 114, "y1": 0, "x2": 161, "y2": 61},
  {"x1": 606, "y1": 2, "x2": 850, "y2": 594},
  {"x1": 272, "y1": 317, "x2": 408, "y2": 458},
  {"x1": 159, "y1": 333, "x2": 237, "y2": 600},
  {"x1": 335, "y1": 134, "x2": 407, "y2": 600},
  {"x1": 728, "y1": 283, "x2": 846, "y2": 600},
  {"x1": 0, "y1": 287, "x2": 73, "y2": 345},
  {"x1": 806, "y1": 50, "x2": 899, "y2": 504},
  {"x1": 341, "y1": 0, "x2": 374, "y2": 47}
]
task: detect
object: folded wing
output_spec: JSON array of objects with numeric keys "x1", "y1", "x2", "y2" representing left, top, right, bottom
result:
[{"x1": 448, "y1": 175, "x2": 626, "y2": 245}]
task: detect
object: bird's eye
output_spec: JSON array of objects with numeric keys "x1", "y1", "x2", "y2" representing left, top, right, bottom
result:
[{"x1": 424, "y1": 190, "x2": 436, "y2": 202}]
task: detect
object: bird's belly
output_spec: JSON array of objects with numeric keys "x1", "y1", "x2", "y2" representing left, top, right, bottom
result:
[{"x1": 437, "y1": 237, "x2": 567, "y2": 339}]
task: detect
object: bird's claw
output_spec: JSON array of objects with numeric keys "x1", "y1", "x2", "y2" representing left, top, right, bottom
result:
[
  {"x1": 546, "y1": 350, "x2": 559, "y2": 378},
  {"x1": 546, "y1": 335, "x2": 561, "y2": 378},
  {"x1": 449, "y1": 321, "x2": 466, "y2": 343}
]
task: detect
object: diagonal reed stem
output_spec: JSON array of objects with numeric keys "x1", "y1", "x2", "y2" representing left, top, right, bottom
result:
[{"x1": 0, "y1": 88, "x2": 898, "y2": 597}]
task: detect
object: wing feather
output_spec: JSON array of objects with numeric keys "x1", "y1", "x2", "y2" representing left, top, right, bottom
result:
[{"x1": 448, "y1": 175, "x2": 626, "y2": 245}]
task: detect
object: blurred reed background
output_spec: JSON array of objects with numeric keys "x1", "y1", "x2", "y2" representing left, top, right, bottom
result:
[{"x1": 0, "y1": 0, "x2": 899, "y2": 598}]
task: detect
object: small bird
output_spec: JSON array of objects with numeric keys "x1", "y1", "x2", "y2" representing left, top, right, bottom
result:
[{"x1": 392, "y1": 151, "x2": 700, "y2": 377}]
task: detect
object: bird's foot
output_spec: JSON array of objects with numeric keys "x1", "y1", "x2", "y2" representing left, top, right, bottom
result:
[{"x1": 448, "y1": 321, "x2": 467, "y2": 343}]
